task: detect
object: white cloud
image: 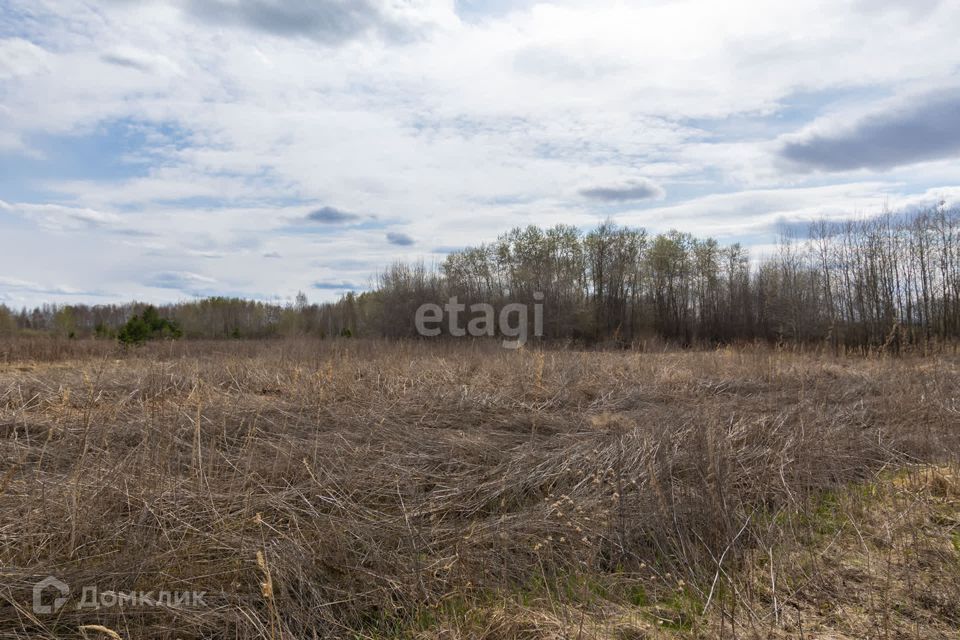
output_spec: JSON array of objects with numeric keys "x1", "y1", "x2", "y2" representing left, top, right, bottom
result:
[
  {"x1": 617, "y1": 183, "x2": 960, "y2": 238},
  {"x1": 0, "y1": 275, "x2": 106, "y2": 297},
  {"x1": 0, "y1": 37, "x2": 51, "y2": 80},
  {"x1": 1, "y1": 0, "x2": 960, "y2": 305},
  {"x1": 0, "y1": 200, "x2": 122, "y2": 230}
]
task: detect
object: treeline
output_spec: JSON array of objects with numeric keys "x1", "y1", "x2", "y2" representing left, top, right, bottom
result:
[
  {"x1": 368, "y1": 205, "x2": 960, "y2": 349},
  {"x1": 0, "y1": 294, "x2": 362, "y2": 341},
  {"x1": 2, "y1": 205, "x2": 958, "y2": 349}
]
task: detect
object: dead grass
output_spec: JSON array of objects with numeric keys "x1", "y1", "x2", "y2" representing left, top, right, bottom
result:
[{"x1": 0, "y1": 339, "x2": 958, "y2": 638}]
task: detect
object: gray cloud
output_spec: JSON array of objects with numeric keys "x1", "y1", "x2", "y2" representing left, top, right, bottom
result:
[
  {"x1": 109, "y1": 228, "x2": 158, "y2": 238},
  {"x1": 579, "y1": 179, "x2": 665, "y2": 202},
  {"x1": 187, "y1": 250, "x2": 226, "y2": 259},
  {"x1": 305, "y1": 206, "x2": 361, "y2": 223},
  {"x1": 262, "y1": 251, "x2": 282, "y2": 258},
  {"x1": 386, "y1": 231, "x2": 414, "y2": 246},
  {"x1": 780, "y1": 88, "x2": 960, "y2": 171},
  {"x1": 431, "y1": 245, "x2": 464, "y2": 254},
  {"x1": 185, "y1": 0, "x2": 416, "y2": 45},
  {"x1": 312, "y1": 280, "x2": 360, "y2": 290},
  {"x1": 146, "y1": 271, "x2": 217, "y2": 292},
  {"x1": 100, "y1": 53, "x2": 152, "y2": 72}
]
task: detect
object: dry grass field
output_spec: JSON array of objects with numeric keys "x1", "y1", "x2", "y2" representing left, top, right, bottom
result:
[{"x1": 1, "y1": 339, "x2": 959, "y2": 639}]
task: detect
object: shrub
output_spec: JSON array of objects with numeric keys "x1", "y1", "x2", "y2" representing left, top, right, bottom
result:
[{"x1": 117, "y1": 306, "x2": 182, "y2": 345}]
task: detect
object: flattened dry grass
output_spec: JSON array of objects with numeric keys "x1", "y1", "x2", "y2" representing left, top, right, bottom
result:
[{"x1": 0, "y1": 339, "x2": 958, "y2": 638}]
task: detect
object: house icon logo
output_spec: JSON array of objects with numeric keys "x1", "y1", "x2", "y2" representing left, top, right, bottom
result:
[{"x1": 33, "y1": 576, "x2": 70, "y2": 614}]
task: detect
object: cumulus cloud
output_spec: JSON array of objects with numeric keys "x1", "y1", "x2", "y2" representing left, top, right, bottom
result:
[
  {"x1": 386, "y1": 231, "x2": 414, "y2": 246},
  {"x1": 779, "y1": 87, "x2": 960, "y2": 172},
  {"x1": 184, "y1": 0, "x2": 425, "y2": 45},
  {"x1": 579, "y1": 179, "x2": 665, "y2": 202},
  {"x1": 305, "y1": 206, "x2": 362, "y2": 224}
]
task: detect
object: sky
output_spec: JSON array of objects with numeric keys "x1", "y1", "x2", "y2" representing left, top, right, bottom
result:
[{"x1": 2, "y1": 0, "x2": 960, "y2": 307}]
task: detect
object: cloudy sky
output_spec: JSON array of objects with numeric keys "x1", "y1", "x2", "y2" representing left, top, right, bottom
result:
[{"x1": 2, "y1": 0, "x2": 960, "y2": 307}]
